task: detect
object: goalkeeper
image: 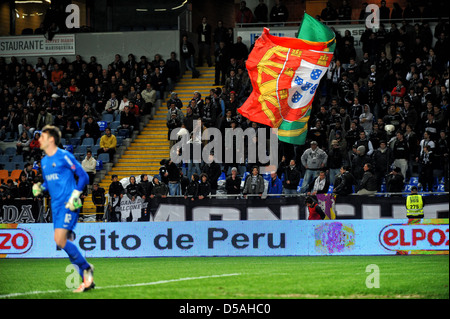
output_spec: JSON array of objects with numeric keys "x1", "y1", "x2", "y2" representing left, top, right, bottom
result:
[{"x1": 32, "y1": 125, "x2": 94, "y2": 293}]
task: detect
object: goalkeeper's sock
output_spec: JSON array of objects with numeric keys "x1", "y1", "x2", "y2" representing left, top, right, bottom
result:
[{"x1": 63, "y1": 241, "x2": 90, "y2": 279}]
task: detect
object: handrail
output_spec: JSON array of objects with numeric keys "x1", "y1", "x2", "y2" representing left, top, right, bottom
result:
[{"x1": 235, "y1": 17, "x2": 445, "y2": 28}]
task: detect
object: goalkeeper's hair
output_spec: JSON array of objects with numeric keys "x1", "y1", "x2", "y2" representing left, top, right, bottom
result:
[{"x1": 42, "y1": 125, "x2": 62, "y2": 146}]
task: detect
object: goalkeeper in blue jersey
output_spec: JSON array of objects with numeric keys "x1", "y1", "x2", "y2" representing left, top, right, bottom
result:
[{"x1": 32, "y1": 125, "x2": 94, "y2": 293}]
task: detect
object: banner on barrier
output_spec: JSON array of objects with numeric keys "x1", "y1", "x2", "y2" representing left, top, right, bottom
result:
[
  {"x1": 1, "y1": 219, "x2": 447, "y2": 258},
  {"x1": 0, "y1": 199, "x2": 40, "y2": 224}
]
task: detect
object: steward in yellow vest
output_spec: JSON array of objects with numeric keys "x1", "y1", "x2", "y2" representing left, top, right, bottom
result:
[{"x1": 406, "y1": 186, "x2": 424, "y2": 218}]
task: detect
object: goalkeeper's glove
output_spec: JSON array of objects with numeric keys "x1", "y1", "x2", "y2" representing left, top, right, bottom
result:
[
  {"x1": 32, "y1": 182, "x2": 44, "y2": 197},
  {"x1": 65, "y1": 190, "x2": 83, "y2": 211}
]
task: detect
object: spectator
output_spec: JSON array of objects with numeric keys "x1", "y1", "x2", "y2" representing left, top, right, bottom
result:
[
  {"x1": 81, "y1": 150, "x2": 97, "y2": 185},
  {"x1": 243, "y1": 166, "x2": 265, "y2": 198},
  {"x1": 254, "y1": 0, "x2": 268, "y2": 23},
  {"x1": 97, "y1": 127, "x2": 117, "y2": 160},
  {"x1": 82, "y1": 116, "x2": 101, "y2": 144},
  {"x1": 356, "y1": 163, "x2": 378, "y2": 195},
  {"x1": 151, "y1": 176, "x2": 168, "y2": 198},
  {"x1": 126, "y1": 176, "x2": 140, "y2": 201},
  {"x1": 392, "y1": 130, "x2": 409, "y2": 181},
  {"x1": 166, "y1": 158, "x2": 181, "y2": 196},
  {"x1": 225, "y1": 167, "x2": 242, "y2": 197},
  {"x1": 198, "y1": 173, "x2": 212, "y2": 199},
  {"x1": 17, "y1": 174, "x2": 32, "y2": 199},
  {"x1": 29, "y1": 132, "x2": 42, "y2": 161},
  {"x1": 306, "y1": 170, "x2": 330, "y2": 196},
  {"x1": 181, "y1": 35, "x2": 200, "y2": 78},
  {"x1": 91, "y1": 183, "x2": 106, "y2": 222},
  {"x1": 236, "y1": 1, "x2": 254, "y2": 24},
  {"x1": 141, "y1": 83, "x2": 157, "y2": 116},
  {"x1": 137, "y1": 174, "x2": 153, "y2": 201},
  {"x1": 119, "y1": 105, "x2": 136, "y2": 137},
  {"x1": 270, "y1": 0, "x2": 290, "y2": 22},
  {"x1": 300, "y1": 141, "x2": 328, "y2": 193},
  {"x1": 35, "y1": 107, "x2": 53, "y2": 130},
  {"x1": 109, "y1": 174, "x2": 124, "y2": 200},
  {"x1": 201, "y1": 154, "x2": 222, "y2": 195},
  {"x1": 185, "y1": 173, "x2": 199, "y2": 201},
  {"x1": 418, "y1": 145, "x2": 435, "y2": 192},
  {"x1": 328, "y1": 139, "x2": 345, "y2": 185},
  {"x1": 267, "y1": 171, "x2": 283, "y2": 198},
  {"x1": 354, "y1": 131, "x2": 374, "y2": 156},
  {"x1": 385, "y1": 166, "x2": 404, "y2": 193},
  {"x1": 283, "y1": 158, "x2": 301, "y2": 196},
  {"x1": 196, "y1": 16, "x2": 213, "y2": 67},
  {"x1": 333, "y1": 165, "x2": 356, "y2": 196},
  {"x1": 320, "y1": 1, "x2": 337, "y2": 22},
  {"x1": 16, "y1": 131, "x2": 31, "y2": 161}
]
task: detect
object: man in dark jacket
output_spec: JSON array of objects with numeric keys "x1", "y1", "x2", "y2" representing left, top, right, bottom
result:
[
  {"x1": 202, "y1": 154, "x2": 222, "y2": 195},
  {"x1": 356, "y1": 163, "x2": 378, "y2": 195},
  {"x1": 333, "y1": 165, "x2": 356, "y2": 196},
  {"x1": 92, "y1": 183, "x2": 105, "y2": 221},
  {"x1": 225, "y1": 167, "x2": 241, "y2": 197},
  {"x1": 283, "y1": 159, "x2": 301, "y2": 196},
  {"x1": 385, "y1": 167, "x2": 404, "y2": 193}
]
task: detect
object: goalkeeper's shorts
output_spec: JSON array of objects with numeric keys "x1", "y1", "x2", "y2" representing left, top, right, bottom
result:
[{"x1": 52, "y1": 204, "x2": 79, "y2": 231}]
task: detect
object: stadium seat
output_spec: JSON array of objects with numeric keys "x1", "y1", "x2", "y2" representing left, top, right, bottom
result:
[
  {"x1": 10, "y1": 169, "x2": 22, "y2": 182},
  {"x1": 118, "y1": 129, "x2": 129, "y2": 138},
  {"x1": 101, "y1": 114, "x2": 113, "y2": 123},
  {"x1": 70, "y1": 138, "x2": 81, "y2": 146},
  {"x1": 4, "y1": 147, "x2": 16, "y2": 155},
  {"x1": 64, "y1": 144, "x2": 74, "y2": 153},
  {"x1": 81, "y1": 138, "x2": 94, "y2": 147},
  {"x1": 76, "y1": 144, "x2": 88, "y2": 153},
  {"x1": 97, "y1": 121, "x2": 108, "y2": 131},
  {"x1": 11, "y1": 155, "x2": 24, "y2": 163},
  {"x1": 0, "y1": 155, "x2": 10, "y2": 163},
  {"x1": 409, "y1": 177, "x2": 419, "y2": 186},
  {"x1": 91, "y1": 145, "x2": 100, "y2": 155},
  {"x1": 0, "y1": 170, "x2": 9, "y2": 184},
  {"x1": 3, "y1": 162, "x2": 16, "y2": 172},
  {"x1": 110, "y1": 121, "x2": 121, "y2": 130},
  {"x1": 98, "y1": 153, "x2": 110, "y2": 163}
]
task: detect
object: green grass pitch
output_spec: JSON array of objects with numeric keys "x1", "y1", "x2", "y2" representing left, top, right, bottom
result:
[{"x1": 0, "y1": 255, "x2": 448, "y2": 299}]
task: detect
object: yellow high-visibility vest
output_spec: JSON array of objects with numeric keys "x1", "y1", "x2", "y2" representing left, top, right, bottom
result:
[{"x1": 406, "y1": 194, "x2": 424, "y2": 218}]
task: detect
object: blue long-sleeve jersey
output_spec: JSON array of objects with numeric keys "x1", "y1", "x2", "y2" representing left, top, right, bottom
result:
[{"x1": 41, "y1": 148, "x2": 89, "y2": 209}]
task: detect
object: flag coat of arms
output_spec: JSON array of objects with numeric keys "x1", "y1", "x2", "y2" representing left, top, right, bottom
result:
[{"x1": 238, "y1": 13, "x2": 336, "y2": 145}]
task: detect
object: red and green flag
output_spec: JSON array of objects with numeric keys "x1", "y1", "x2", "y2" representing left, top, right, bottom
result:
[{"x1": 238, "y1": 13, "x2": 336, "y2": 145}]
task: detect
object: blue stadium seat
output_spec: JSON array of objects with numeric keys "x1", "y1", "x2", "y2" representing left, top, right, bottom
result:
[
  {"x1": 0, "y1": 155, "x2": 10, "y2": 163},
  {"x1": 409, "y1": 177, "x2": 419, "y2": 186},
  {"x1": 75, "y1": 145, "x2": 88, "y2": 154},
  {"x1": 70, "y1": 138, "x2": 81, "y2": 147},
  {"x1": 4, "y1": 147, "x2": 16, "y2": 155},
  {"x1": 11, "y1": 155, "x2": 24, "y2": 163},
  {"x1": 81, "y1": 137, "x2": 94, "y2": 147},
  {"x1": 110, "y1": 121, "x2": 121, "y2": 130},
  {"x1": 101, "y1": 114, "x2": 113, "y2": 123},
  {"x1": 97, "y1": 153, "x2": 110, "y2": 163},
  {"x1": 3, "y1": 162, "x2": 16, "y2": 172}
]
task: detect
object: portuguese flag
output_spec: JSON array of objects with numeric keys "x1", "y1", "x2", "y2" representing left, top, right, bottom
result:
[{"x1": 238, "y1": 13, "x2": 336, "y2": 145}]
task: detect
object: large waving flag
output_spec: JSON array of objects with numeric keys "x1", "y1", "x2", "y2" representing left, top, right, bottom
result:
[{"x1": 238, "y1": 13, "x2": 335, "y2": 145}]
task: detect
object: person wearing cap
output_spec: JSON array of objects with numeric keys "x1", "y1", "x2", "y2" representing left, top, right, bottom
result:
[
  {"x1": 300, "y1": 141, "x2": 328, "y2": 193},
  {"x1": 406, "y1": 186, "x2": 424, "y2": 219}
]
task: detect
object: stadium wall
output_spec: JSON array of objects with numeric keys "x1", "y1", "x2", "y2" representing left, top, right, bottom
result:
[
  {"x1": 0, "y1": 219, "x2": 448, "y2": 258},
  {"x1": 0, "y1": 30, "x2": 182, "y2": 68}
]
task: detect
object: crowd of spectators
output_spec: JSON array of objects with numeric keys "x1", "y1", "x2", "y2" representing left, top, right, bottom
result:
[{"x1": 1, "y1": 4, "x2": 449, "y2": 210}]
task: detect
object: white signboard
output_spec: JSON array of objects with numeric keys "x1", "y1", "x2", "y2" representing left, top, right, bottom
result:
[{"x1": 0, "y1": 34, "x2": 75, "y2": 57}]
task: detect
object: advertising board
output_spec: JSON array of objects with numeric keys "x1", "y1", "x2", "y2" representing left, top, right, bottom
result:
[{"x1": 1, "y1": 219, "x2": 447, "y2": 258}]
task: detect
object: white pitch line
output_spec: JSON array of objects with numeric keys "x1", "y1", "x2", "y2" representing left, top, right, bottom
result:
[{"x1": 0, "y1": 273, "x2": 241, "y2": 299}]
